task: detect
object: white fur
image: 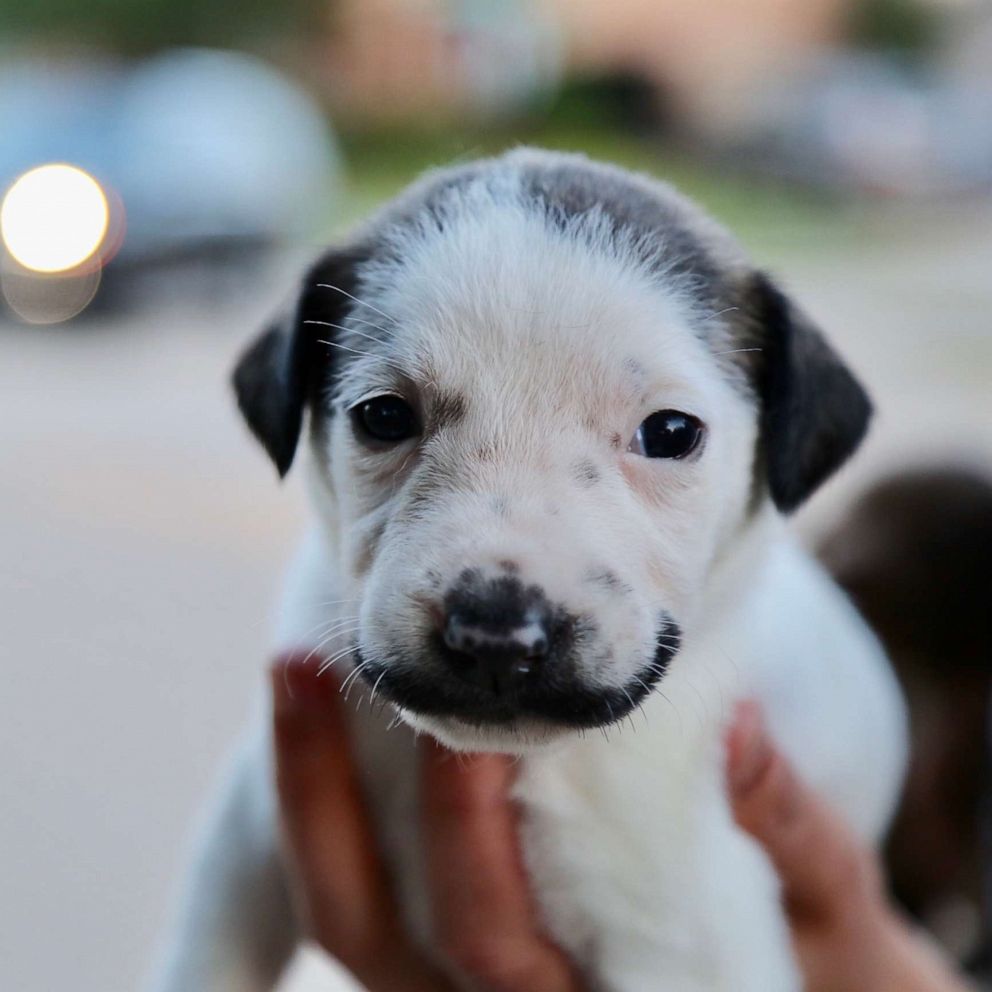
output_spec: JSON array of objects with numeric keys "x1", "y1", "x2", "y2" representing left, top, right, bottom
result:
[{"x1": 149, "y1": 158, "x2": 907, "y2": 992}]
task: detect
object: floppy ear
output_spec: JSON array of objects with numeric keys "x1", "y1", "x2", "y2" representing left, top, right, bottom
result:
[
  {"x1": 749, "y1": 273, "x2": 873, "y2": 513},
  {"x1": 232, "y1": 247, "x2": 365, "y2": 477}
]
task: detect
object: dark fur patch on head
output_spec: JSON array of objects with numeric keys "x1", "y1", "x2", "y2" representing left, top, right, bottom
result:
[
  {"x1": 368, "y1": 150, "x2": 746, "y2": 365},
  {"x1": 519, "y1": 157, "x2": 726, "y2": 308},
  {"x1": 572, "y1": 458, "x2": 601, "y2": 488},
  {"x1": 609, "y1": 431, "x2": 624, "y2": 450}
]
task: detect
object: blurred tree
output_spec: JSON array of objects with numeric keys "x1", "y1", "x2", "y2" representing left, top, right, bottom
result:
[
  {"x1": 847, "y1": 0, "x2": 943, "y2": 57},
  {"x1": 543, "y1": 72, "x2": 667, "y2": 135},
  {"x1": 0, "y1": 0, "x2": 322, "y2": 56}
]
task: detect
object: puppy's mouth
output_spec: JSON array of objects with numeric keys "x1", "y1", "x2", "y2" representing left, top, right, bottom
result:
[{"x1": 354, "y1": 619, "x2": 681, "y2": 731}]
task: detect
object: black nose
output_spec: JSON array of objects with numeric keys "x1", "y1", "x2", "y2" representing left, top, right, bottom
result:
[{"x1": 441, "y1": 609, "x2": 552, "y2": 696}]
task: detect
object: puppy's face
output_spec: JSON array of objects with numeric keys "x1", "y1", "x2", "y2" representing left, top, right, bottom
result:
[
  {"x1": 328, "y1": 220, "x2": 754, "y2": 749},
  {"x1": 235, "y1": 151, "x2": 871, "y2": 750}
]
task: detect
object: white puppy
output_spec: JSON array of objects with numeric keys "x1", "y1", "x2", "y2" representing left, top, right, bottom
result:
[{"x1": 151, "y1": 149, "x2": 907, "y2": 991}]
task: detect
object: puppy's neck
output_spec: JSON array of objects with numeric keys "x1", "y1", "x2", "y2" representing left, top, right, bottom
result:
[{"x1": 698, "y1": 501, "x2": 783, "y2": 626}]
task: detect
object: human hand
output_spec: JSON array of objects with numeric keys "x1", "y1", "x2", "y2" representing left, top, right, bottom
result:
[
  {"x1": 272, "y1": 653, "x2": 582, "y2": 991},
  {"x1": 726, "y1": 701, "x2": 975, "y2": 992}
]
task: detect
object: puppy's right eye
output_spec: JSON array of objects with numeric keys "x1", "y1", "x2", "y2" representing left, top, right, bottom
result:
[{"x1": 352, "y1": 395, "x2": 419, "y2": 443}]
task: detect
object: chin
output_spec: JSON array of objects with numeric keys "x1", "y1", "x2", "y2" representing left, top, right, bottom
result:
[{"x1": 400, "y1": 709, "x2": 576, "y2": 754}]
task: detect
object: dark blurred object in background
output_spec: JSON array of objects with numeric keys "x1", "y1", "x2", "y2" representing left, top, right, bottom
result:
[
  {"x1": 820, "y1": 467, "x2": 992, "y2": 979},
  {"x1": 321, "y1": 0, "x2": 562, "y2": 127}
]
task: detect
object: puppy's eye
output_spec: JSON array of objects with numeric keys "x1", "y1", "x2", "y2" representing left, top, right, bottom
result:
[
  {"x1": 628, "y1": 410, "x2": 704, "y2": 459},
  {"x1": 352, "y1": 395, "x2": 419, "y2": 443}
]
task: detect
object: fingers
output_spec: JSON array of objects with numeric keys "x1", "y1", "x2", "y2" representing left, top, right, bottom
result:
[
  {"x1": 725, "y1": 700, "x2": 881, "y2": 924},
  {"x1": 421, "y1": 741, "x2": 584, "y2": 992},
  {"x1": 271, "y1": 654, "x2": 444, "y2": 990},
  {"x1": 273, "y1": 652, "x2": 581, "y2": 991}
]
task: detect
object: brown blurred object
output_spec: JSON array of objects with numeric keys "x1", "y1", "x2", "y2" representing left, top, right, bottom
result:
[
  {"x1": 319, "y1": 0, "x2": 562, "y2": 124},
  {"x1": 544, "y1": 0, "x2": 845, "y2": 136},
  {"x1": 819, "y1": 467, "x2": 992, "y2": 974}
]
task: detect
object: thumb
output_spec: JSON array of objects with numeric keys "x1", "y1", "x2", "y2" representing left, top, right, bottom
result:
[{"x1": 725, "y1": 701, "x2": 880, "y2": 923}]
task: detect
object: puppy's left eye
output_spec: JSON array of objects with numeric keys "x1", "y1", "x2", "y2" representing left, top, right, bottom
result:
[
  {"x1": 352, "y1": 395, "x2": 419, "y2": 443},
  {"x1": 628, "y1": 410, "x2": 704, "y2": 459}
]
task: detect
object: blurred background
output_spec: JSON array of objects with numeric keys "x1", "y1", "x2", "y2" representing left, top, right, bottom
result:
[{"x1": 1, "y1": 1, "x2": 991, "y2": 990}]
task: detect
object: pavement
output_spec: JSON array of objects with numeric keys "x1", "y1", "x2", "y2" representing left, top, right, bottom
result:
[{"x1": 2, "y1": 209, "x2": 991, "y2": 992}]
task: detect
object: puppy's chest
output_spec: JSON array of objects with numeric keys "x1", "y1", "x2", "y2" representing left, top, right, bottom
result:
[
  {"x1": 349, "y1": 699, "x2": 723, "y2": 969},
  {"x1": 517, "y1": 736, "x2": 722, "y2": 962}
]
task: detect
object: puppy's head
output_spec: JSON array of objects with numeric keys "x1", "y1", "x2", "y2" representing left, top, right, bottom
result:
[{"x1": 234, "y1": 150, "x2": 871, "y2": 750}]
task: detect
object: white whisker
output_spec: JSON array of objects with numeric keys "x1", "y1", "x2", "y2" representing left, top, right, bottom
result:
[
  {"x1": 316, "y1": 338, "x2": 405, "y2": 372},
  {"x1": 298, "y1": 627, "x2": 357, "y2": 672},
  {"x1": 316, "y1": 642, "x2": 360, "y2": 677},
  {"x1": 702, "y1": 306, "x2": 739, "y2": 322},
  {"x1": 293, "y1": 614, "x2": 361, "y2": 645},
  {"x1": 620, "y1": 688, "x2": 639, "y2": 735},
  {"x1": 340, "y1": 660, "x2": 372, "y2": 699},
  {"x1": 302, "y1": 619, "x2": 362, "y2": 651},
  {"x1": 369, "y1": 668, "x2": 388, "y2": 708},
  {"x1": 637, "y1": 673, "x2": 682, "y2": 737},
  {"x1": 348, "y1": 314, "x2": 396, "y2": 337},
  {"x1": 316, "y1": 283, "x2": 397, "y2": 323},
  {"x1": 304, "y1": 319, "x2": 386, "y2": 348}
]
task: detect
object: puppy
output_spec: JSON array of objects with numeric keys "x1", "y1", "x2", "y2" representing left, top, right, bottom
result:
[{"x1": 151, "y1": 149, "x2": 907, "y2": 991}]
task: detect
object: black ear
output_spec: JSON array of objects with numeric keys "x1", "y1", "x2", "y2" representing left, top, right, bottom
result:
[
  {"x1": 750, "y1": 273, "x2": 873, "y2": 513},
  {"x1": 232, "y1": 247, "x2": 365, "y2": 477}
]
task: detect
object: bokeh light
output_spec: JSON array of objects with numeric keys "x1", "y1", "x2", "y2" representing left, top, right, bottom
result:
[{"x1": 1, "y1": 163, "x2": 110, "y2": 273}]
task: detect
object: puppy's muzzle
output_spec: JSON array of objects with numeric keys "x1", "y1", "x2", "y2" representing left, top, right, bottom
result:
[
  {"x1": 440, "y1": 593, "x2": 552, "y2": 697},
  {"x1": 356, "y1": 565, "x2": 682, "y2": 730}
]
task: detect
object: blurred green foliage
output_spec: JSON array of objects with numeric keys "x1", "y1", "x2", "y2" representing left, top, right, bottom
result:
[
  {"x1": 847, "y1": 0, "x2": 943, "y2": 57},
  {"x1": 541, "y1": 73, "x2": 665, "y2": 133},
  {"x1": 0, "y1": 0, "x2": 318, "y2": 55}
]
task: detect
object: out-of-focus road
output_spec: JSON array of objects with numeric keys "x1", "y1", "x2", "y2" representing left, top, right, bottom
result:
[{"x1": 1, "y1": 213, "x2": 991, "y2": 992}]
